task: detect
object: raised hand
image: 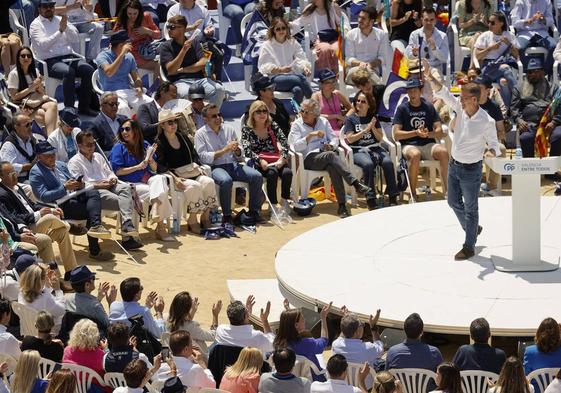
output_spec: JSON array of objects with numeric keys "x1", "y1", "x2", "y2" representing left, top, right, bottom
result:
[
  {"x1": 245, "y1": 295, "x2": 256, "y2": 314},
  {"x1": 145, "y1": 291, "x2": 158, "y2": 309},
  {"x1": 320, "y1": 301, "x2": 332, "y2": 320}
]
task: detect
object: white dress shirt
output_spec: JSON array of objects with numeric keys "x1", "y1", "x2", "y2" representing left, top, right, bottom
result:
[
  {"x1": 167, "y1": 2, "x2": 212, "y2": 37},
  {"x1": 156, "y1": 355, "x2": 215, "y2": 391},
  {"x1": 0, "y1": 324, "x2": 22, "y2": 361},
  {"x1": 405, "y1": 27, "x2": 449, "y2": 68},
  {"x1": 10, "y1": 185, "x2": 41, "y2": 226},
  {"x1": 289, "y1": 116, "x2": 339, "y2": 158},
  {"x1": 311, "y1": 379, "x2": 361, "y2": 393},
  {"x1": 0, "y1": 134, "x2": 35, "y2": 176},
  {"x1": 258, "y1": 38, "x2": 311, "y2": 76},
  {"x1": 0, "y1": 269, "x2": 20, "y2": 301},
  {"x1": 434, "y1": 86, "x2": 500, "y2": 164},
  {"x1": 345, "y1": 26, "x2": 388, "y2": 68},
  {"x1": 511, "y1": 0, "x2": 554, "y2": 38},
  {"x1": 18, "y1": 289, "x2": 66, "y2": 333},
  {"x1": 29, "y1": 14, "x2": 79, "y2": 60},
  {"x1": 214, "y1": 324, "x2": 275, "y2": 355},
  {"x1": 68, "y1": 151, "x2": 118, "y2": 185}
]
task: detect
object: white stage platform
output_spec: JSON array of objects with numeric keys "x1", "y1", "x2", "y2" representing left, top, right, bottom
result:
[{"x1": 275, "y1": 197, "x2": 561, "y2": 337}]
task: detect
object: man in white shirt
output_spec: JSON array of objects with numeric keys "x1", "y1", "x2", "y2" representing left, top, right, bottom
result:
[
  {"x1": 0, "y1": 113, "x2": 39, "y2": 182},
  {"x1": 29, "y1": 0, "x2": 97, "y2": 116},
  {"x1": 511, "y1": 0, "x2": 556, "y2": 52},
  {"x1": 345, "y1": 6, "x2": 388, "y2": 85},
  {"x1": 157, "y1": 330, "x2": 216, "y2": 390},
  {"x1": 214, "y1": 295, "x2": 274, "y2": 355},
  {"x1": 0, "y1": 299, "x2": 21, "y2": 361},
  {"x1": 167, "y1": 0, "x2": 214, "y2": 39},
  {"x1": 68, "y1": 130, "x2": 142, "y2": 250},
  {"x1": 424, "y1": 60, "x2": 499, "y2": 261},
  {"x1": 310, "y1": 354, "x2": 369, "y2": 393}
]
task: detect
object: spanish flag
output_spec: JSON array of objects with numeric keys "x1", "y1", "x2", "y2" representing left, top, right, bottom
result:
[
  {"x1": 391, "y1": 49, "x2": 409, "y2": 79},
  {"x1": 535, "y1": 88, "x2": 561, "y2": 157},
  {"x1": 337, "y1": 15, "x2": 345, "y2": 74}
]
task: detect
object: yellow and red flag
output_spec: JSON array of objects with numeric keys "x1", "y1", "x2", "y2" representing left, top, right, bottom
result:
[
  {"x1": 535, "y1": 89, "x2": 561, "y2": 157},
  {"x1": 391, "y1": 49, "x2": 408, "y2": 79}
]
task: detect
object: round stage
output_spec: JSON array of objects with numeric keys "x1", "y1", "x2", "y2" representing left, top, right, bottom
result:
[{"x1": 275, "y1": 197, "x2": 561, "y2": 336}]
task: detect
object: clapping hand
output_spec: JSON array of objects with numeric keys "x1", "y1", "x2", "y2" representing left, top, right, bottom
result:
[
  {"x1": 212, "y1": 300, "x2": 222, "y2": 318},
  {"x1": 245, "y1": 294, "x2": 256, "y2": 315},
  {"x1": 260, "y1": 300, "x2": 271, "y2": 322},
  {"x1": 189, "y1": 297, "x2": 200, "y2": 320},
  {"x1": 97, "y1": 281, "x2": 111, "y2": 301},
  {"x1": 145, "y1": 291, "x2": 159, "y2": 309},
  {"x1": 283, "y1": 298, "x2": 290, "y2": 311},
  {"x1": 320, "y1": 301, "x2": 332, "y2": 320},
  {"x1": 107, "y1": 284, "x2": 117, "y2": 305}
]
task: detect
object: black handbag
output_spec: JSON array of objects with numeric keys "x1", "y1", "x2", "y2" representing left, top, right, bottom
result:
[{"x1": 318, "y1": 28, "x2": 340, "y2": 43}]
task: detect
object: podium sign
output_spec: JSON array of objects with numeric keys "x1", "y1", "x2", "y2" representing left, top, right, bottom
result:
[{"x1": 485, "y1": 157, "x2": 561, "y2": 272}]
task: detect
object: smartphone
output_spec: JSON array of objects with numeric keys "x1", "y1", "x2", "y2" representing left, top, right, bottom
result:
[
  {"x1": 52, "y1": 362, "x2": 62, "y2": 373},
  {"x1": 161, "y1": 347, "x2": 169, "y2": 361}
]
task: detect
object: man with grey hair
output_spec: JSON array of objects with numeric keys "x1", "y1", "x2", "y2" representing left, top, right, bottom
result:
[
  {"x1": 332, "y1": 310, "x2": 384, "y2": 368},
  {"x1": 214, "y1": 295, "x2": 274, "y2": 355},
  {"x1": 89, "y1": 92, "x2": 128, "y2": 153},
  {"x1": 289, "y1": 99, "x2": 371, "y2": 218}
]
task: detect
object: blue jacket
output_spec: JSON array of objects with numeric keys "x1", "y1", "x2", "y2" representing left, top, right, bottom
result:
[
  {"x1": 524, "y1": 344, "x2": 561, "y2": 374},
  {"x1": 90, "y1": 112, "x2": 127, "y2": 153},
  {"x1": 29, "y1": 161, "x2": 73, "y2": 203}
]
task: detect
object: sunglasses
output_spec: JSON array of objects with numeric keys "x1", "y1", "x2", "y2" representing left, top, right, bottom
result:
[
  {"x1": 18, "y1": 122, "x2": 32, "y2": 128},
  {"x1": 274, "y1": 26, "x2": 287, "y2": 31},
  {"x1": 20, "y1": 53, "x2": 32, "y2": 59},
  {"x1": 255, "y1": 109, "x2": 268, "y2": 114},
  {"x1": 120, "y1": 126, "x2": 132, "y2": 132},
  {"x1": 209, "y1": 113, "x2": 223, "y2": 119},
  {"x1": 103, "y1": 101, "x2": 119, "y2": 107},
  {"x1": 165, "y1": 119, "x2": 177, "y2": 125}
]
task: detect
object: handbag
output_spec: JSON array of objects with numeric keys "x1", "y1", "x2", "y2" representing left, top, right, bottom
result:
[
  {"x1": 258, "y1": 126, "x2": 281, "y2": 163},
  {"x1": 173, "y1": 133, "x2": 203, "y2": 178},
  {"x1": 318, "y1": 28, "x2": 340, "y2": 43},
  {"x1": 481, "y1": 44, "x2": 518, "y2": 80}
]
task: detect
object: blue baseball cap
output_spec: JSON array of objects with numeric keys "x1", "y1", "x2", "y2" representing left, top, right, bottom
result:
[
  {"x1": 527, "y1": 57, "x2": 544, "y2": 71},
  {"x1": 59, "y1": 107, "x2": 80, "y2": 128},
  {"x1": 35, "y1": 140, "x2": 57, "y2": 155},
  {"x1": 69, "y1": 265, "x2": 96, "y2": 284},
  {"x1": 405, "y1": 78, "x2": 423, "y2": 89},
  {"x1": 474, "y1": 74, "x2": 493, "y2": 88},
  {"x1": 318, "y1": 69, "x2": 337, "y2": 83},
  {"x1": 14, "y1": 254, "x2": 36, "y2": 274},
  {"x1": 110, "y1": 30, "x2": 130, "y2": 45}
]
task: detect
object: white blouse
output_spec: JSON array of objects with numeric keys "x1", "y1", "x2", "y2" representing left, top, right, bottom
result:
[{"x1": 258, "y1": 38, "x2": 311, "y2": 75}]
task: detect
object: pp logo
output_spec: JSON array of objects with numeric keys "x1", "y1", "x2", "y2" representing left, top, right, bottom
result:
[
  {"x1": 503, "y1": 163, "x2": 515, "y2": 172},
  {"x1": 411, "y1": 117, "x2": 425, "y2": 129}
]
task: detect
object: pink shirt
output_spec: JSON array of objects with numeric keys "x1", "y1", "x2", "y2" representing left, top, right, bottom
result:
[
  {"x1": 63, "y1": 346, "x2": 106, "y2": 378},
  {"x1": 319, "y1": 93, "x2": 343, "y2": 132},
  {"x1": 219, "y1": 373, "x2": 260, "y2": 393}
]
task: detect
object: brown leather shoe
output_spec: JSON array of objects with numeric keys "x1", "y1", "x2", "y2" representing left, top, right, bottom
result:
[{"x1": 454, "y1": 247, "x2": 475, "y2": 260}]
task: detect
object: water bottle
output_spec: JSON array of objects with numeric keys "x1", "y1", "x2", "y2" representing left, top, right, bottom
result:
[
  {"x1": 205, "y1": 60, "x2": 213, "y2": 79},
  {"x1": 515, "y1": 127, "x2": 523, "y2": 159},
  {"x1": 172, "y1": 218, "x2": 180, "y2": 234}
]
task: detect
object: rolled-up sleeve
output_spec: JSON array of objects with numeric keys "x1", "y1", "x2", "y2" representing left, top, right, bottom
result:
[
  {"x1": 289, "y1": 122, "x2": 308, "y2": 153},
  {"x1": 194, "y1": 129, "x2": 215, "y2": 165},
  {"x1": 0, "y1": 143, "x2": 23, "y2": 174},
  {"x1": 434, "y1": 85, "x2": 461, "y2": 114}
]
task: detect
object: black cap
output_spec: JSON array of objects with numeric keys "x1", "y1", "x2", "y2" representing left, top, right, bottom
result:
[
  {"x1": 405, "y1": 78, "x2": 423, "y2": 89},
  {"x1": 69, "y1": 265, "x2": 96, "y2": 284},
  {"x1": 318, "y1": 68, "x2": 337, "y2": 82},
  {"x1": 188, "y1": 84, "x2": 206, "y2": 99},
  {"x1": 110, "y1": 30, "x2": 130, "y2": 45},
  {"x1": 474, "y1": 74, "x2": 493, "y2": 88},
  {"x1": 161, "y1": 377, "x2": 186, "y2": 393},
  {"x1": 252, "y1": 74, "x2": 275, "y2": 92},
  {"x1": 35, "y1": 140, "x2": 57, "y2": 155},
  {"x1": 59, "y1": 107, "x2": 80, "y2": 128}
]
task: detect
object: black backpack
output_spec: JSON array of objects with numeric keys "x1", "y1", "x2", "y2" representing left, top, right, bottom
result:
[{"x1": 128, "y1": 314, "x2": 162, "y2": 363}]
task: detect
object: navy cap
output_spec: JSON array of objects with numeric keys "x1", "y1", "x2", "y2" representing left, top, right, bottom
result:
[
  {"x1": 110, "y1": 30, "x2": 130, "y2": 45},
  {"x1": 188, "y1": 84, "x2": 206, "y2": 99},
  {"x1": 69, "y1": 265, "x2": 96, "y2": 284},
  {"x1": 318, "y1": 69, "x2": 337, "y2": 82},
  {"x1": 38, "y1": 0, "x2": 56, "y2": 5},
  {"x1": 59, "y1": 107, "x2": 80, "y2": 128},
  {"x1": 35, "y1": 140, "x2": 57, "y2": 155},
  {"x1": 527, "y1": 57, "x2": 544, "y2": 71},
  {"x1": 405, "y1": 78, "x2": 423, "y2": 89},
  {"x1": 161, "y1": 377, "x2": 185, "y2": 393},
  {"x1": 252, "y1": 74, "x2": 275, "y2": 92},
  {"x1": 474, "y1": 74, "x2": 493, "y2": 88},
  {"x1": 14, "y1": 254, "x2": 36, "y2": 274}
]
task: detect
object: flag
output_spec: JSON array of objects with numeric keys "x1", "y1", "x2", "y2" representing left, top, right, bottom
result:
[
  {"x1": 378, "y1": 72, "x2": 408, "y2": 118},
  {"x1": 535, "y1": 89, "x2": 561, "y2": 157},
  {"x1": 337, "y1": 14, "x2": 345, "y2": 73},
  {"x1": 391, "y1": 49, "x2": 408, "y2": 79},
  {"x1": 241, "y1": 10, "x2": 269, "y2": 66}
]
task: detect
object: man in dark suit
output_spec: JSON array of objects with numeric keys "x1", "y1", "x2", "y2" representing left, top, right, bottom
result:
[
  {"x1": 137, "y1": 81, "x2": 178, "y2": 144},
  {"x1": 90, "y1": 92, "x2": 127, "y2": 153}
]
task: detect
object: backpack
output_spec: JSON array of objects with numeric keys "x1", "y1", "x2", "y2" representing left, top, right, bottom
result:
[{"x1": 128, "y1": 314, "x2": 162, "y2": 363}]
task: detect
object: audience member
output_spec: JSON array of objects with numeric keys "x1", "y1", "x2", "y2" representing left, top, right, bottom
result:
[
  {"x1": 109, "y1": 118, "x2": 174, "y2": 241},
  {"x1": 182, "y1": 85, "x2": 207, "y2": 136},
  {"x1": 431, "y1": 362, "x2": 463, "y2": 393},
  {"x1": 7, "y1": 46, "x2": 58, "y2": 134},
  {"x1": 289, "y1": 98, "x2": 371, "y2": 218},
  {"x1": 490, "y1": 357, "x2": 534, "y2": 393},
  {"x1": 21, "y1": 311, "x2": 64, "y2": 362},
  {"x1": 167, "y1": 0, "x2": 214, "y2": 39},
  {"x1": 44, "y1": 369, "x2": 77, "y2": 393},
  {"x1": 258, "y1": 17, "x2": 312, "y2": 104},
  {"x1": 29, "y1": 141, "x2": 114, "y2": 261},
  {"x1": 156, "y1": 330, "x2": 216, "y2": 389},
  {"x1": 65, "y1": 265, "x2": 116, "y2": 329},
  {"x1": 372, "y1": 372, "x2": 404, "y2": 393},
  {"x1": 385, "y1": 313, "x2": 443, "y2": 371},
  {"x1": 0, "y1": 215, "x2": 39, "y2": 265},
  {"x1": 456, "y1": 0, "x2": 492, "y2": 50},
  {"x1": 89, "y1": 92, "x2": 128, "y2": 153},
  {"x1": 29, "y1": 0, "x2": 96, "y2": 115},
  {"x1": 473, "y1": 12, "x2": 519, "y2": 106},
  {"x1": 0, "y1": 254, "x2": 36, "y2": 301},
  {"x1": 216, "y1": 0, "x2": 256, "y2": 47},
  {"x1": 0, "y1": 298, "x2": 21, "y2": 360},
  {"x1": 274, "y1": 304, "x2": 332, "y2": 381},
  {"x1": 344, "y1": 91, "x2": 399, "y2": 209},
  {"x1": 219, "y1": 347, "x2": 263, "y2": 393},
  {"x1": 0, "y1": 113, "x2": 39, "y2": 182},
  {"x1": 252, "y1": 75, "x2": 291, "y2": 137},
  {"x1": 166, "y1": 291, "x2": 222, "y2": 356},
  {"x1": 524, "y1": 318, "x2": 561, "y2": 374},
  {"x1": 292, "y1": 0, "x2": 349, "y2": 73},
  {"x1": 10, "y1": 350, "x2": 48, "y2": 393},
  {"x1": 96, "y1": 30, "x2": 152, "y2": 118},
  {"x1": 332, "y1": 310, "x2": 383, "y2": 368},
  {"x1": 104, "y1": 322, "x2": 152, "y2": 372},
  {"x1": 114, "y1": 0, "x2": 161, "y2": 78},
  {"x1": 160, "y1": 15, "x2": 225, "y2": 106},
  {"x1": 47, "y1": 108, "x2": 80, "y2": 162},
  {"x1": 545, "y1": 370, "x2": 561, "y2": 393},
  {"x1": 452, "y1": 317, "x2": 506, "y2": 374},
  {"x1": 393, "y1": 78, "x2": 448, "y2": 200},
  {"x1": 215, "y1": 296, "x2": 274, "y2": 355},
  {"x1": 310, "y1": 354, "x2": 370, "y2": 393},
  {"x1": 511, "y1": 0, "x2": 556, "y2": 52},
  {"x1": 63, "y1": 319, "x2": 106, "y2": 378},
  {"x1": 156, "y1": 109, "x2": 218, "y2": 233},
  {"x1": 18, "y1": 264, "x2": 66, "y2": 333},
  {"x1": 195, "y1": 104, "x2": 263, "y2": 225},
  {"x1": 312, "y1": 69, "x2": 352, "y2": 135},
  {"x1": 115, "y1": 357, "x2": 163, "y2": 393},
  {"x1": 141, "y1": 0, "x2": 169, "y2": 25},
  {"x1": 137, "y1": 82, "x2": 178, "y2": 143},
  {"x1": 241, "y1": 100, "x2": 293, "y2": 217},
  {"x1": 0, "y1": 1, "x2": 23, "y2": 74},
  {"x1": 109, "y1": 277, "x2": 166, "y2": 339},
  {"x1": 259, "y1": 348, "x2": 311, "y2": 393},
  {"x1": 389, "y1": 0, "x2": 422, "y2": 52},
  {"x1": 68, "y1": 130, "x2": 142, "y2": 250},
  {"x1": 345, "y1": 6, "x2": 388, "y2": 85}
]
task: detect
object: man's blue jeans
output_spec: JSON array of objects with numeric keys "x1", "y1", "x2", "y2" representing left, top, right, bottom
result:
[
  {"x1": 271, "y1": 73, "x2": 313, "y2": 104},
  {"x1": 211, "y1": 163, "x2": 263, "y2": 217},
  {"x1": 223, "y1": 1, "x2": 256, "y2": 44},
  {"x1": 175, "y1": 78, "x2": 226, "y2": 108},
  {"x1": 447, "y1": 159, "x2": 483, "y2": 251}
]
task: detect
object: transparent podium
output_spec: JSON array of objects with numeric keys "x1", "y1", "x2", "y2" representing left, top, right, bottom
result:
[{"x1": 485, "y1": 157, "x2": 561, "y2": 272}]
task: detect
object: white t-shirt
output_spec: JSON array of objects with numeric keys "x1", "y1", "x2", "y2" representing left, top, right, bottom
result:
[
  {"x1": 7, "y1": 69, "x2": 34, "y2": 91},
  {"x1": 311, "y1": 380, "x2": 361, "y2": 393},
  {"x1": 545, "y1": 379, "x2": 561, "y2": 393},
  {"x1": 474, "y1": 30, "x2": 518, "y2": 60}
]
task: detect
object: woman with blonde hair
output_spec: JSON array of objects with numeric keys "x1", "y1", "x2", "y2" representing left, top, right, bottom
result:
[
  {"x1": 373, "y1": 371, "x2": 404, "y2": 393},
  {"x1": 45, "y1": 369, "x2": 77, "y2": 393},
  {"x1": 18, "y1": 265, "x2": 65, "y2": 334},
  {"x1": 219, "y1": 347, "x2": 263, "y2": 393},
  {"x1": 10, "y1": 350, "x2": 48, "y2": 393},
  {"x1": 62, "y1": 319, "x2": 106, "y2": 378},
  {"x1": 21, "y1": 311, "x2": 64, "y2": 362}
]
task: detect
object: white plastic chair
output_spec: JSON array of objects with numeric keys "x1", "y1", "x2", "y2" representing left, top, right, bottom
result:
[
  {"x1": 293, "y1": 355, "x2": 327, "y2": 381},
  {"x1": 61, "y1": 363, "x2": 107, "y2": 393},
  {"x1": 388, "y1": 368, "x2": 437, "y2": 393},
  {"x1": 9, "y1": 9, "x2": 29, "y2": 46},
  {"x1": 11, "y1": 301, "x2": 39, "y2": 336},
  {"x1": 447, "y1": 12, "x2": 472, "y2": 73},
  {"x1": 460, "y1": 370, "x2": 499, "y2": 393},
  {"x1": 527, "y1": 368, "x2": 561, "y2": 393},
  {"x1": 346, "y1": 362, "x2": 377, "y2": 388},
  {"x1": 104, "y1": 372, "x2": 127, "y2": 388},
  {"x1": 290, "y1": 143, "x2": 333, "y2": 201},
  {"x1": 338, "y1": 125, "x2": 365, "y2": 207},
  {"x1": 32, "y1": 50, "x2": 86, "y2": 100},
  {"x1": 37, "y1": 357, "x2": 57, "y2": 380}
]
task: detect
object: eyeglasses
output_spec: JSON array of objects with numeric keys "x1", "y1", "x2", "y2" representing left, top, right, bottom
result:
[
  {"x1": 165, "y1": 119, "x2": 177, "y2": 125},
  {"x1": 166, "y1": 24, "x2": 180, "y2": 30},
  {"x1": 120, "y1": 126, "x2": 132, "y2": 132},
  {"x1": 209, "y1": 113, "x2": 223, "y2": 119},
  {"x1": 19, "y1": 53, "x2": 32, "y2": 59},
  {"x1": 255, "y1": 109, "x2": 268, "y2": 114},
  {"x1": 103, "y1": 101, "x2": 119, "y2": 107},
  {"x1": 17, "y1": 122, "x2": 32, "y2": 128},
  {"x1": 274, "y1": 26, "x2": 287, "y2": 31}
]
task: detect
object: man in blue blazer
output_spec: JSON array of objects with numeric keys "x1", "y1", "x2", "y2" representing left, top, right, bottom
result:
[
  {"x1": 29, "y1": 141, "x2": 114, "y2": 261},
  {"x1": 89, "y1": 92, "x2": 127, "y2": 153}
]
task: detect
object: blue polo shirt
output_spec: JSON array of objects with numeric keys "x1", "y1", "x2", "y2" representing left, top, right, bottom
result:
[
  {"x1": 385, "y1": 338, "x2": 443, "y2": 371},
  {"x1": 109, "y1": 141, "x2": 154, "y2": 183},
  {"x1": 96, "y1": 49, "x2": 137, "y2": 91}
]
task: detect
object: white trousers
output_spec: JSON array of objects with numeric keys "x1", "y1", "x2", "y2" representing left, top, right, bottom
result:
[
  {"x1": 133, "y1": 175, "x2": 172, "y2": 220},
  {"x1": 115, "y1": 89, "x2": 153, "y2": 118}
]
